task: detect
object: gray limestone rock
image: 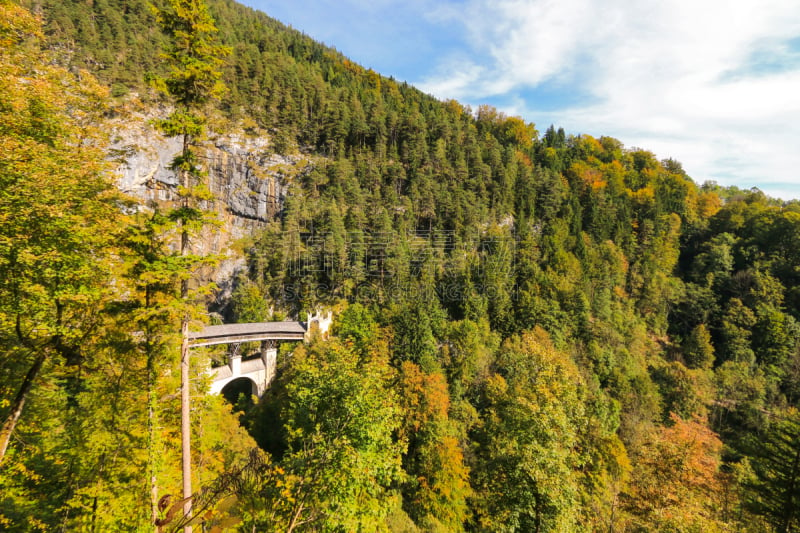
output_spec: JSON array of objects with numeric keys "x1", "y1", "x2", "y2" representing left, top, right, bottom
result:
[
  {"x1": 111, "y1": 121, "x2": 301, "y2": 228},
  {"x1": 108, "y1": 111, "x2": 310, "y2": 291}
]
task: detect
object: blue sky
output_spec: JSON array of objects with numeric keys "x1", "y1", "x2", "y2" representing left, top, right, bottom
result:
[{"x1": 241, "y1": 0, "x2": 800, "y2": 200}]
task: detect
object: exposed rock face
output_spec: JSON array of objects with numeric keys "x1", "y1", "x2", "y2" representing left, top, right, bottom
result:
[
  {"x1": 112, "y1": 117, "x2": 305, "y2": 239},
  {"x1": 109, "y1": 109, "x2": 310, "y2": 294}
]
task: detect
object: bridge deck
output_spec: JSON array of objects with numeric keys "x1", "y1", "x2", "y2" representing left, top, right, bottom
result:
[{"x1": 188, "y1": 321, "x2": 306, "y2": 347}]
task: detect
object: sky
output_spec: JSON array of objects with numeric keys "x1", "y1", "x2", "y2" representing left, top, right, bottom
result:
[{"x1": 241, "y1": 0, "x2": 800, "y2": 200}]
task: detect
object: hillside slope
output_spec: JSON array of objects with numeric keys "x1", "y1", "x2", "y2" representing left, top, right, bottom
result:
[{"x1": 3, "y1": 0, "x2": 800, "y2": 531}]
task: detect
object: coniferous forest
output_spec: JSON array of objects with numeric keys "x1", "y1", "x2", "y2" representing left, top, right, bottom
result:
[{"x1": 2, "y1": 0, "x2": 800, "y2": 531}]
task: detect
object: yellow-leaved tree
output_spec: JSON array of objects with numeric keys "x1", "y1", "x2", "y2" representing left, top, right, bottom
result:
[{"x1": 0, "y1": 0, "x2": 121, "y2": 465}]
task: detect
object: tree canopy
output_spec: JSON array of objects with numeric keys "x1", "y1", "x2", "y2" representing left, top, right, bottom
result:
[{"x1": 2, "y1": 0, "x2": 800, "y2": 531}]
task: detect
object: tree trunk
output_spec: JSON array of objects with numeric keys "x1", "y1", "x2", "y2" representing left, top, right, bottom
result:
[
  {"x1": 145, "y1": 284, "x2": 161, "y2": 532},
  {"x1": 780, "y1": 438, "x2": 800, "y2": 533},
  {"x1": 0, "y1": 351, "x2": 47, "y2": 462},
  {"x1": 181, "y1": 318, "x2": 192, "y2": 533},
  {"x1": 179, "y1": 131, "x2": 193, "y2": 533},
  {"x1": 149, "y1": 386, "x2": 159, "y2": 532},
  {"x1": 148, "y1": 356, "x2": 160, "y2": 529}
]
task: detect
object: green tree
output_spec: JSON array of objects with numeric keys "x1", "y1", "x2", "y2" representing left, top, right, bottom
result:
[
  {"x1": 334, "y1": 302, "x2": 378, "y2": 355},
  {"x1": 243, "y1": 340, "x2": 404, "y2": 531},
  {"x1": 123, "y1": 208, "x2": 209, "y2": 524},
  {"x1": 720, "y1": 298, "x2": 757, "y2": 365},
  {"x1": 440, "y1": 318, "x2": 498, "y2": 403},
  {"x1": 150, "y1": 0, "x2": 230, "y2": 524},
  {"x1": 0, "y1": 0, "x2": 121, "y2": 463},
  {"x1": 391, "y1": 297, "x2": 443, "y2": 371},
  {"x1": 231, "y1": 275, "x2": 270, "y2": 323},
  {"x1": 472, "y1": 328, "x2": 586, "y2": 531},
  {"x1": 744, "y1": 409, "x2": 800, "y2": 532},
  {"x1": 684, "y1": 323, "x2": 716, "y2": 370}
]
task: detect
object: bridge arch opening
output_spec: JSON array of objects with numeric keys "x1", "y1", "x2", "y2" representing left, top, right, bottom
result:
[{"x1": 221, "y1": 377, "x2": 258, "y2": 409}]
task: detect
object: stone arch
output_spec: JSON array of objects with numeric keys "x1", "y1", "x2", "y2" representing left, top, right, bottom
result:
[{"x1": 220, "y1": 376, "x2": 258, "y2": 407}]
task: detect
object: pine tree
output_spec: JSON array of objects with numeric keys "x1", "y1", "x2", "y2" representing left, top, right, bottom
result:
[
  {"x1": 745, "y1": 409, "x2": 800, "y2": 532},
  {"x1": 150, "y1": 0, "x2": 230, "y2": 528}
]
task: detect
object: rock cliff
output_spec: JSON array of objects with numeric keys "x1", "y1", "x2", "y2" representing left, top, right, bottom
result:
[{"x1": 109, "y1": 108, "x2": 311, "y2": 292}]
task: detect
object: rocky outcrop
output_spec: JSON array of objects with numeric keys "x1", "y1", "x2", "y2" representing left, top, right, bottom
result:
[
  {"x1": 111, "y1": 115, "x2": 308, "y2": 239},
  {"x1": 109, "y1": 108, "x2": 311, "y2": 293}
]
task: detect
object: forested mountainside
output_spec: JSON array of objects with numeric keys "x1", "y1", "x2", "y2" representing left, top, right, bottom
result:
[{"x1": 3, "y1": 0, "x2": 800, "y2": 531}]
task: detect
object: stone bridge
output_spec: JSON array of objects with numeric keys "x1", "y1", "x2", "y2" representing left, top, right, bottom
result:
[{"x1": 187, "y1": 312, "x2": 332, "y2": 398}]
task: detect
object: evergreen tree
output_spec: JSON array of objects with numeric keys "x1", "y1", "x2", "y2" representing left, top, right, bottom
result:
[
  {"x1": 150, "y1": 0, "x2": 230, "y2": 526},
  {"x1": 744, "y1": 409, "x2": 800, "y2": 532}
]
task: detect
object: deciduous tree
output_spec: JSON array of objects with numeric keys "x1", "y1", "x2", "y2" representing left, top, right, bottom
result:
[
  {"x1": 0, "y1": 0, "x2": 121, "y2": 464},
  {"x1": 472, "y1": 328, "x2": 585, "y2": 531}
]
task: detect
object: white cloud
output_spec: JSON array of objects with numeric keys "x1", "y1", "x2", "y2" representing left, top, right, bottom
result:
[{"x1": 417, "y1": 0, "x2": 800, "y2": 199}]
